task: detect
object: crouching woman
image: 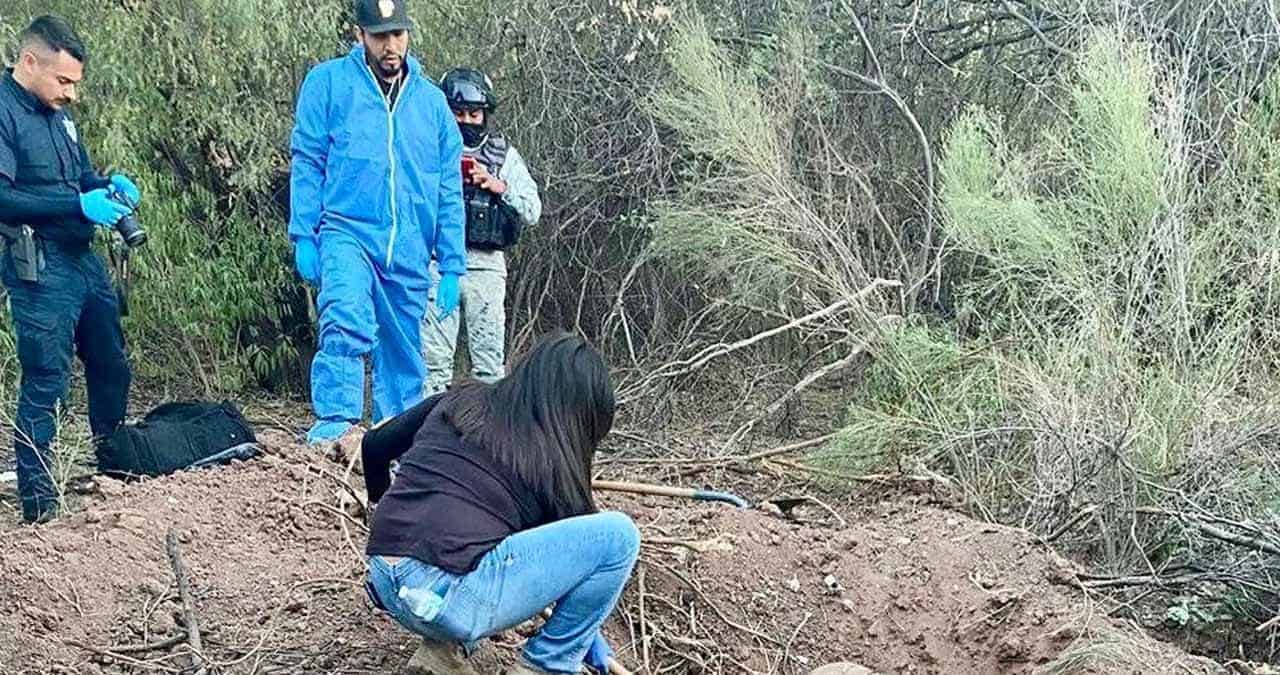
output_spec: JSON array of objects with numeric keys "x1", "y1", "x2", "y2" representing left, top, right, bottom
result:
[{"x1": 362, "y1": 332, "x2": 637, "y2": 674}]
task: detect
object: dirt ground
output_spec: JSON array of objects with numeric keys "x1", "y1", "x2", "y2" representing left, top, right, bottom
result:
[{"x1": 0, "y1": 428, "x2": 1229, "y2": 674}]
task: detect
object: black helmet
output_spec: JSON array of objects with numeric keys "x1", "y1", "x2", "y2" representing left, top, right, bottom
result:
[{"x1": 440, "y1": 68, "x2": 496, "y2": 111}]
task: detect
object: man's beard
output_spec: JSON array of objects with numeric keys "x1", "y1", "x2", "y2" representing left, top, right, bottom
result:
[{"x1": 366, "y1": 51, "x2": 403, "y2": 82}]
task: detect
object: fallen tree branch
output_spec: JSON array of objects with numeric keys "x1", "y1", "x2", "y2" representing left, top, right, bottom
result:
[
  {"x1": 1135, "y1": 507, "x2": 1280, "y2": 557},
  {"x1": 740, "y1": 433, "x2": 838, "y2": 464},
  {"x1": 164, "y1": 528, "x2": 206, "y2": 675},
  {"x1": 617, "y1": 280, "x2": 899, "y2": 404},
  {"x1": 726, "y1": 340, "x2": 872, "y2": 447},
  {"x1": 1045, "y1": 505, "x2": 1097, "y2": 543}
]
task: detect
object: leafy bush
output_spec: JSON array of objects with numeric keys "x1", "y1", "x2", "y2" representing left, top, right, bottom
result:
[{"x1": 851, "y1": 28, "x2": 1280, "y2": 631}]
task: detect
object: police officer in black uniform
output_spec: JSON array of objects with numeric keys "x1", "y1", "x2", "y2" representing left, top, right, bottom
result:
[{"x1": 0, "y1": 16, "x2": 139, "y2": 523}]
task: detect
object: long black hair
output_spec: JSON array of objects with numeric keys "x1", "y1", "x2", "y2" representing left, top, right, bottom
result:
[{"x1": 442, "y1": 332, "x2": 615, "y2": 521}]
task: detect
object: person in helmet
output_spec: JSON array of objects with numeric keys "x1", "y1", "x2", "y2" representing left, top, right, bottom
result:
[
  {"x1": 289, "y1": 0, "x2": 466, "y2": 446},
  {"x1": 421, "y1": 67, "x2": 541, "y2": 396}
]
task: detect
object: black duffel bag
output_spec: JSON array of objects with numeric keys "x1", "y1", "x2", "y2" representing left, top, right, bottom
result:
[{"x1": 97, "y1": 400, "x2": 259, "y2": 478}]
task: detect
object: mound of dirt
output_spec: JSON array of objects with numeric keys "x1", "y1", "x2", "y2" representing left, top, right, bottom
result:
[{"x1": 0, "y1": 432, "x2": 1223, "y2": 674}]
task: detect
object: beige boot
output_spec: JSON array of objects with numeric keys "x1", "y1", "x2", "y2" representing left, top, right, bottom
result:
[{"x1": 403, "y1": 639, "x2": 478, "y2": 675}]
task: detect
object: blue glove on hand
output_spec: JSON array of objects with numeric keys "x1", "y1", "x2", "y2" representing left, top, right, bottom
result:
[
  {"x1": 79, "y1": 188, "x2": 131, "y2": 227},
  {"x1": 436, "y1": 272, "x2": 460, "y2": 320},
  {"x1": 109, "y1": 174, "x2": 141, "y2": 208},
  {"x1": 294, "y1": 239, "x2": 320, "y2": 286},
  {"x1": 585, "y1": 631, "x2": 613, "y2": 673}
]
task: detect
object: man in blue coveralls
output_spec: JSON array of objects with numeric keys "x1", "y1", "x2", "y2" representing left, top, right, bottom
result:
[
  {"x1": 289, "y1": 0, "x2": 465, "y2": 446},
  {"x1": 0, "y1": 16, "x2": 140, "y2": 523}
]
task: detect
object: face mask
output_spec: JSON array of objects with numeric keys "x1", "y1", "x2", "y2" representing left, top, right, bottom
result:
[{"x1": 459, "y1": 122, "x2": 487, "y2": 147}]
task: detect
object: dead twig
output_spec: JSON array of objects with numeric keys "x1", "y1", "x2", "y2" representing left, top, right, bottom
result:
[
  {"x1": 1045, "y1": 505, "x2": 1098, "y2": 544},
  {"x1": 304, "y1": 499, "x2": 370, "y2": 534},
  {"x1": 642, "y1": 536, "x2": 735, "y2": 553},
  {"x1": 776, "y1": 611, "x2": 812, "y2": 675},
  {"x1": 650, "y1": 559, "x2": 784, "y2": 647},
  {"x1": 212, "y1": 577, "x2": 359, "y2": 669},
  {"x1": 1135, "y1": 507, "x2": 1280, "y2": 557},
  {"x1": 103, "y1": 631, "x2": 190, "y2": 655},
  {"x1": 727, "y1": 341, "x2": 872, "y2": 447},
  {"x1": 63, "y1": 640, "x2": 183, "y2": 673},
  {"x1": 617, "y1": 281, "x2": 898, "y2": 404},
  {"x1": 165, "y1": 528, "x2": 207, "y2": 675},
  {"x1": 638, "y1": 563, "x2": 652, "y2": 675}
]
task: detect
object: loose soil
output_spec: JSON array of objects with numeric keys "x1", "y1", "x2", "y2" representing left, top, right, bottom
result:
[{"x1": 0, "y1": 429, "x2": 1227, "y2": 674}]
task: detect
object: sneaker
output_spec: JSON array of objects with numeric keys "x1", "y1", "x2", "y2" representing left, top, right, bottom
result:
[{"x1": 404, "y1": 638, "x2": 478, "y2": 675}]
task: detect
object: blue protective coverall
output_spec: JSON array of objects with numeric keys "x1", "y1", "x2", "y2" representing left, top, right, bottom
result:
[{"x1": 289, "y1": 46, "x2": 465, "y2": 435}]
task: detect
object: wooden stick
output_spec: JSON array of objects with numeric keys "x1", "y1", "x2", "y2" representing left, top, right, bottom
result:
[
  {"x1": 165, "y1": 528, "x2": 207, "y2": 675},
  {"x1": 594, "y1": 480, "x2": 698, "y2": 500},
  {"x1": 107, "y1": 631, "x2": 189, "y2": 655},
  {"x1": 638, "y1": 563, "x2": 651, "y2": 674}
]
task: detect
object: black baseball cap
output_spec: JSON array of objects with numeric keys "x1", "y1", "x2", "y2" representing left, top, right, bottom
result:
[{"x1": 354, "y1": 0, "x2": 412, "y2": 33}]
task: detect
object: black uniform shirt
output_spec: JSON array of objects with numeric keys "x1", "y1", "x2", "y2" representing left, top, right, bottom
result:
[{"x1": 0, "y1": 69, "x2": 108, "y2": 248}]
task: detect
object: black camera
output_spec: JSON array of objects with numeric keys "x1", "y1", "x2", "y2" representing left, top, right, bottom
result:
[{"x1": 108, "y1": 192, "x2": 147, "y2": 248}]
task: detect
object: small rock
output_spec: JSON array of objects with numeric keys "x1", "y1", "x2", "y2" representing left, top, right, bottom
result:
[
  {"x1": 823, "y1": 574, "x2": 843, "y2": 593},
  {"x1": 151, "y1": 611, "x2": 177, "y2": 635},
  {"x1": 284, "y1": 594, "x2": 307, "y2": 613},
  {"x1": 97, "y1": 477, "x2": 127, "y2": 498},
  {"x1": 137, "y1": 579, "x2": 166, "y2": 598},
  {"x1": 894, "y1": 536, "x2": 912, "y2": 547},
  {"x1": 785, "y1": 577, "x2": 801, "y2": 593},
  {"x1": 997, "y1": 635, "x2": 1029, "y2": 662},
  {"x1": 974, "y1": 573, "x2": 998, "y2": 590},
  {"x1": 946, "y1": 517, "x2": 960, "y2": 527},
  {"x1": 839, "y1": 599, "x2": 856, "y2": 613}
]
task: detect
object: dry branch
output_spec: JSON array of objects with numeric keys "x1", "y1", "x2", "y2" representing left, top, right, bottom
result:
[{"x1": 164, "y1": 528, "x2": 206, "y2": 675}]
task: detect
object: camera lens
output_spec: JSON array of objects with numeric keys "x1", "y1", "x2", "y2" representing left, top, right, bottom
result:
[{"x1": 116, "y1": 215, "x2": 147, "y2": 248}]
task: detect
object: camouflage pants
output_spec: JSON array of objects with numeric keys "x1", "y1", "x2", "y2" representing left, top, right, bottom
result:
[{"x1": 421, "y1": 250, "x2": 507, "y2": 396}]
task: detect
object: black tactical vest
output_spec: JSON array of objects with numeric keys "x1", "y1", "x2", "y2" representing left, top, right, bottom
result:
[{"x1": 464, "y1": 135, "x2": 523, "y2": 250}]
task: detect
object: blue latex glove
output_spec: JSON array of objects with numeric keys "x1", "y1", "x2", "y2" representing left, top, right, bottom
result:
[
  {"x1": 109, "y1": 174, "x2": 141, "y2": 208},
  {"x1": 436, "y1": 272, "x2": 460, "y2": 320},
  {"x1": 79, "y1": 188, "x2": 131, "y2": 227},
  {"x1": 585, "y1": 631, "x2": 613, "y2": 673},
  {"x1": 294, "y1": 238, "x2": 320, "y2": 286}
]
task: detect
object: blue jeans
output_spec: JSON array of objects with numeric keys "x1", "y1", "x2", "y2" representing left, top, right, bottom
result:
[
  {"x1": 2, "y1": 244, "x2": 130, "y2": 522},
  {"x1": 367, "y1": 511, "x2": 640, "y2": 673}
]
